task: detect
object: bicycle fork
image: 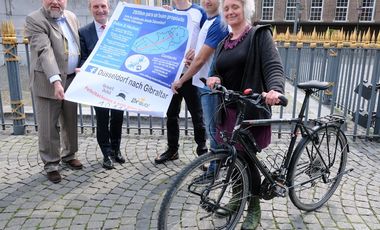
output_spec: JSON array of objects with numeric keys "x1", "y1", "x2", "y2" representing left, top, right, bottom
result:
[{"x1": 188, "y1": 147, "x2": 240, "y2": 214}]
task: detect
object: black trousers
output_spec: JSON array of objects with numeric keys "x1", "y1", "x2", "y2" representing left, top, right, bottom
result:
[
  {"x1": 94, "y1": 106, "x2": 124, "y2": 157},
  {"x1": 166, "y1": 79, "x2": 206, "y2": 150}
]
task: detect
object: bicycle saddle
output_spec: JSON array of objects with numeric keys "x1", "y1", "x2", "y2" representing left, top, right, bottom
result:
[{"x1": 297, "y1": 80, "x2": 330, "y2": 90}]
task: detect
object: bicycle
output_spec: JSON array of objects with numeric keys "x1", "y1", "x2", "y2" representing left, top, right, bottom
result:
[{"x1": 158, "y1": 80, "x2": 351, "y2": 229}]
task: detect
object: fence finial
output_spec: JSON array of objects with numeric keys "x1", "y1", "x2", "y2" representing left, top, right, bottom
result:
[
  {"x1": 363, "y1": 28, "x2": 371, "y2": 48},
  {"x1": 323, "y1": 27, "x2": 330, "y2": 48},
  {"x1": 336, "y1": 28, "x2": 344, "y2": 48},
  {"x1": 370, "y1": 30, "x2": 376, "y2": 48},
  {"x1": 296, "y1": 27, "x2": 303, "y2": 48},
  {"x1": 284, "y1": 27, "x2": 291, "y2": 48},
  {"x1": 1, "y1": 21, "x2": 17, "y2": 44},
  {"x1": 350, "y1": 30, "x2": 358, "y2": 48},
  {"x1": 310, "y1": 27, "x2": 317, "y2": 48}
]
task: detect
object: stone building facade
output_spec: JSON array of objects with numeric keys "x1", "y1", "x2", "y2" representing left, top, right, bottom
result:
[{"x1": 253, "y1": 0, "x2": 380, "y2": 34}]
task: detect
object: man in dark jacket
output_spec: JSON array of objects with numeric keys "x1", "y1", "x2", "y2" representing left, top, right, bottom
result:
[{"x1": 79, "y1": 0, "x2": 126, "y2": 170}]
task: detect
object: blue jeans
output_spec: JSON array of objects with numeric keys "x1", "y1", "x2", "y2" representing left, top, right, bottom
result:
[{"x1": 199, "y1": 87, "x2": 219, "y2": 150}]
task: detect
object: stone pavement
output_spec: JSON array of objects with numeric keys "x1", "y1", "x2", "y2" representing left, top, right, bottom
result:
[{"x1": 0, "y1": 127, "x2": 379, "y2": 230}]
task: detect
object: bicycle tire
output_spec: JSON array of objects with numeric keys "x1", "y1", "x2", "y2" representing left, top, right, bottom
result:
[
  {"x1": 158, "y1": 152, "x2": 250, "y2": 230},
  {"x1": 287, "y1": 124, "x2": 348, "y2": 211}
]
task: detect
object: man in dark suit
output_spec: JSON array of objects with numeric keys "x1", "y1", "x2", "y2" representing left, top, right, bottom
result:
[
  {"x1": 79, "y1": 0, "x2": 125, "y2": 170},
  {"x1": 25, "y1": 0, "x2": 83, "y2": 183}
]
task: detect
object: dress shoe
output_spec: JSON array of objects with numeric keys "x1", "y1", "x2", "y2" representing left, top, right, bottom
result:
[
  {"x1": 196, "y1": 145, "x2": 208, "y2": 156},
  {"x1": 155, "y1": 149, "x2": 178, "y2": 164},
  {"x1": 112, "y1": 150, "x2": 126, "y2": 164},
  {"x1": 103, "y1": 156, "x2": 115, "y2": 170},
  {"x1": 64, "y1": 159, "x2": 83, "y2": 170},
  {"x1": 47, "y1": 171, "x2": 61, "y2": 183}
]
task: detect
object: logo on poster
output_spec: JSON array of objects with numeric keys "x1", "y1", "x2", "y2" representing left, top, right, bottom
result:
[
  {"x1": 125, "y1": 54, "x2": 150, "y2": 72},
  {"x1": 131, "y1": 97, "x2": 150, "y2": 108},
  {"x1": 85, "y1": 65, "x2": 98, "y2": 73}
]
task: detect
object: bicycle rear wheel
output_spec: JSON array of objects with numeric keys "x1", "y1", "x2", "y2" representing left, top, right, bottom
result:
[
  {"x1": 287, "y1": 125, "x2": 348, "y2": 211},
  {"x1": 158, "y1": 152, "x2": 250, "y2": 230}
]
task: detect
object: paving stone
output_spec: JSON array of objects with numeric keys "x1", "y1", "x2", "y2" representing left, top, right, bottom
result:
[
  {"x1": 0, "y1": 213, "x2": 13, "y2": 220},
  {"x1": 22, "y1": 218, "x2": 42, "y2": 227},
  {"x1": 55, "y1": 218, "x2": 73, "y2": 228},
  {"x1": 0, "y1": 220, "x2": 7, "y2": 229},
  {"x1": 89, "y1": 214, "x2": 107, "y2": 222},
  {"x1": 336, "y1": 221, "x2": 354, "y2": 229},
  {"x1": 72, "y1": 215, "x2": 90, "y2": 225},
  {"x1": 78, "y1": 207, "x2": 95, "y2": 215},
  {"x1": 6, "y1": 217, "x2": 27, "y2": 227},
  {"x1": 352, "y1": 223, "x2": 371, "y2": 230},
  {"x1": 86, "y1": 221, "x2": 103, "y2": 229},
  {"x1": 103, "y1": 219, "x2": 120, "y2": 229},
  {"x1": 68, "y1": 224, "x2": 86, "y2": 230},
  {"x1": 319, "y1": 218, "x2": 337, "y2": 228},
  {"x1": 39, "y1": 218, "x2": 57, "y2": 228},
  {"x1": 277, "y1": 223, "x2": 293, "y2": 229},
  {"x1": 61, "y1": 209, "x2": 78, "y2": 218}
]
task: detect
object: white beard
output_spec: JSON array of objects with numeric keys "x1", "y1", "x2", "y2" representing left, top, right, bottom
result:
[{"x1": 49, "y1": 10, "x2": 63, "y2": 19}]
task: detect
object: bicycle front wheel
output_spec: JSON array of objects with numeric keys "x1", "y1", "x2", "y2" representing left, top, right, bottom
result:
[
  {"x1": 287, "y1": 125, "x2": 348, "y2": 211},
  {"x1": 158, "y1": 152, "x2": 250, "y2": 230}
]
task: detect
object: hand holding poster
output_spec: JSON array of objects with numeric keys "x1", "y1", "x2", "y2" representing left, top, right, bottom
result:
[{"x1": 65, "y1": 2, "x2": 193, "y2": 117}]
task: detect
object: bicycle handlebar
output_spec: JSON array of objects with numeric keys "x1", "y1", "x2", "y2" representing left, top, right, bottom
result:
[{"x1": 213, "y1": 83, "x2": 288, "y2": 107}]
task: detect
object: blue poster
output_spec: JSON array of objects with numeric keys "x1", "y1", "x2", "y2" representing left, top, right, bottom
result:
[{"x1": 65, "y1": 2, "x2": 192, "y2": 117}]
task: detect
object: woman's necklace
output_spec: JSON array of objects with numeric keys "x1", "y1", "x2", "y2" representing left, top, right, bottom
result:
[{"x1": 224, "y1": 24, "x2": 252, "y2": 50}]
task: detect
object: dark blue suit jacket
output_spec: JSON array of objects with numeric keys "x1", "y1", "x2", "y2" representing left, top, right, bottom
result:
[{"x1": 79, "y1": 22, "x2": 98, "y2": 67}]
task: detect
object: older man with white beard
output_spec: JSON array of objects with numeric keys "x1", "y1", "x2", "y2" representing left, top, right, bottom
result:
[{"x1": 25, "y1": 0, "x2": 82, "y2": 183}]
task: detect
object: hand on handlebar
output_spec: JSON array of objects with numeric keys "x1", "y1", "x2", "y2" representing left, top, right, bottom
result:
[
  {"x1": 206, "y1": 76, "x2": 221, "y2": 90},
  {"x1": 262, "y1": 90, "x2": 286, "y2": 106}
]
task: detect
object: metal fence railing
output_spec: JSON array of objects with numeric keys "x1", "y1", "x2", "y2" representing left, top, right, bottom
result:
[
  {"x1": 1, "y1": 26, "x2": 380, "y2": 140},
  {"x1": 275, "y1": 27, "x2": 380, "y2": 140}
]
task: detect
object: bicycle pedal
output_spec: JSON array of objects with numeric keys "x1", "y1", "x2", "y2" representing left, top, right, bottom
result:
[{"x1": 275, "y1": 185, "x2": 287, "y2": 197}]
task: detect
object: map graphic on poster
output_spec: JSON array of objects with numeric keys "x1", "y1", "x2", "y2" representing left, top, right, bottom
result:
[
  {"x1": 65, "y1": 2, "x2": 192, "y2": 117},
  {"x1": 132, "y1": 26, "x2": 189, "y2": 54}
]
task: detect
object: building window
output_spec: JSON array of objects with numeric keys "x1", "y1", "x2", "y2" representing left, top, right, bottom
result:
[
  {"x1": 285, "y1": 0, "x2": 297, "y2": 21},
  {"x1": 262, "y1": 0, "x2": 275, "y2": 21},
  {"x1": 359, "y1": 0, "x2": 376, "y2": 21},
  {"x1": 310, "y1": 0, "x2": 323, "y2": 21},
  {"x1": 335, "y1": 0, "x2": 349, "y2": 21}
]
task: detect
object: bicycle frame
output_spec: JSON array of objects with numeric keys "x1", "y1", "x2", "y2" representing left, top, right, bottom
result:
[{"x1": 224, "y1": 87, "x2": 332, "y2": 197}]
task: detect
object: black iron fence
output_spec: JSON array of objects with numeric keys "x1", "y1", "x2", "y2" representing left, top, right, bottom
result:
[{"x1": 275, "y1": 28, "x2": 380, "y2": 139}]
